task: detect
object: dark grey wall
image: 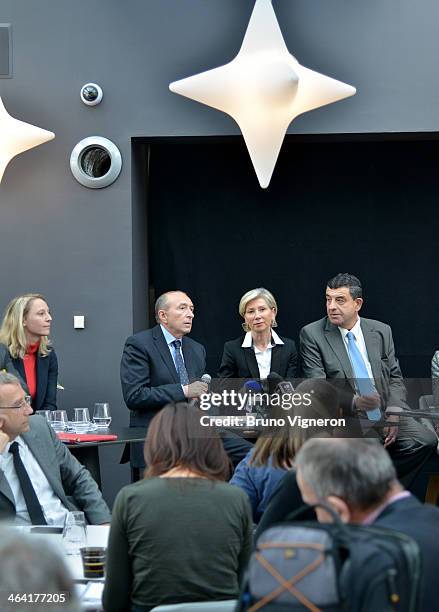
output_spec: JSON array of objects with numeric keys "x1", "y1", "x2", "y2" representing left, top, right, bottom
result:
[{"x1": 0, "y1": 0, "x2": 437, "y2": 503}]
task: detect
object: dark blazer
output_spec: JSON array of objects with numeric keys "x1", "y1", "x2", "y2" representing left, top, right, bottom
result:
[
  {"x1": 300, "y1": 316, "x2": 409, "y2": 411},
  {"x1": 12, "y1": 349, "x2": 58, "y2": 413},
  {"x1": 374, "y1": 495, "x2": 439, "y2": 612},
  {"x1": 120, "y1": 325, "x2": 206, "y2": 467},
  {"x1": 0, "y1": 343, "x2": 27, "y2": 390},
  {"x1": 0, "y1": 415, "x2": 111, "y2": 525},
  {"x1": 218, "y1": 334, "x2": 297, "y2": 380}
]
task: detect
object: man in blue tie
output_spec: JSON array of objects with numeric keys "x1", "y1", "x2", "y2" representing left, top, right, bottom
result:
[
  {"x1": 121, "y1": 291, "x2": 208, "y2": 471},
  {"x1": 300, "y1": 273, "x2": 437, "y2": 486}
]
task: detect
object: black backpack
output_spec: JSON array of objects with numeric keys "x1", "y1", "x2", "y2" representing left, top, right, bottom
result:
[{"x1": 237, "y1": 504, "x2": 421, "y2": 612}]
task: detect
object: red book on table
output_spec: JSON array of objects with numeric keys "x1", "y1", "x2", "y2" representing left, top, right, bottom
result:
[{"x1": 57, "y1": 432, "x2": 118, "y2": 443}]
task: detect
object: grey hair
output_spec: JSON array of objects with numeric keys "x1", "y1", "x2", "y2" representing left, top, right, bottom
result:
[
  {"x1": 0, "y1": 372, "x2": 22, "y2": 387},
  {"x1": 154, "y1": 290, "x2": 188, "y2": 324},
  {"x1": 295, "y1": 438, "x2": 397, "y2": 510},
  {"x1": 239, "y1": 287, "x2": 278, "y2": 331},
  {"x1": 0, "y1": 529, "x2": 80, "y2": 612}
]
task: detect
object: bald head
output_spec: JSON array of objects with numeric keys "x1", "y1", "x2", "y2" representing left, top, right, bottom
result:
[{"x1": 155, "y1": 291, "x2": 194, "y2": 339}]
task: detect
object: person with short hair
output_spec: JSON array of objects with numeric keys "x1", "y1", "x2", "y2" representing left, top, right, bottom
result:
[
  {"x1": 103, "y1": 403, "x2": 253, "y2": 612},
  {"x1": 0, "y1": 528, "x2": 80, "y2": 612},
  {"x1": 218, "y1": 287, "x2": 297, "y2": 382},
  {"x1": 120, "y1": 290, "x2": 208, "y2": 470},
  {"x1": 0, "y1": 372, "x2": 110, "y2": 525},
  {"x1": 0, "y1": 294, "x2": 58, "y2": 412},
  {"x1": 299, "y1": 272, "x2": 436, "y2": 485},
  {"x1": 295, "y1": 437, "x2": 439, "y2": 612}
]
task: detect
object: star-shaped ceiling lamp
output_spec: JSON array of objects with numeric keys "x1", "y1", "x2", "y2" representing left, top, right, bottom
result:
[
  {"x1": 0, "y1": 96, "x2": 55, "y2": 183},
  {"x1": 170, "y1": 0, "x2": 356, "y2": 188}
]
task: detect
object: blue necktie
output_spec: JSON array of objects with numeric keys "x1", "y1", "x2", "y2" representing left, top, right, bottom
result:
[
  {"x1": 172, "y1": 340, "x2": 189, "y2": 385},
  {"x1": 346, "y1": 331, "x2": 381, "y2": 421}
]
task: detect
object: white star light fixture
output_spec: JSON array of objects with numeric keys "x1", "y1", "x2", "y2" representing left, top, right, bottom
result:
[
  {"x1": 0, "y1": 96, "x2": 55, "y2": 183},
  {"x1": 170, "y1": 0, "x2": 356, "y2": 188}
]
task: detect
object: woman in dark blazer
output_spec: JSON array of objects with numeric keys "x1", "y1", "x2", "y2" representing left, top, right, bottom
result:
[
  {"x1": 218, "y1": 287, "x2": 297, "y2": 381},
  {"x1": 0, "y1": 294, "x2": 58, "y2": 412}
]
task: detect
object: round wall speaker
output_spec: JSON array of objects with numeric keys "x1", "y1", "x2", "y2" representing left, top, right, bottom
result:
[{"x1": 70, "y1": 136, "x2": 122, "y2": 188}]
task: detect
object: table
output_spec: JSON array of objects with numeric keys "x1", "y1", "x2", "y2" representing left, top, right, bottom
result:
[
  {"x1": 64, "y1": 427, "x2": 147, "y2": 488},
  {"x1": 11, "y1": 524, "x2": 109, "y2": 611}
]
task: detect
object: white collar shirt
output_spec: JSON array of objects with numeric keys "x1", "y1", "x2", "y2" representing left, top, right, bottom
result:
[
  {"x1": 241, "y1": 329, "x2": 284, "y2": 380},
  {"x1": 0, "y1": 435, "x2": 69, "y2": 526}
]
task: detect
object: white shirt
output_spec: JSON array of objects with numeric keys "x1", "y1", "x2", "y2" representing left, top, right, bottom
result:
[
  {"x1": 241, "y1": 329, "x2": 284, "y2": 380},
  {"x1": 0, "y1": 436, "x2": 69, "y2": 526},
  {"x1": 338, "y1": 317, "x2": 377, "y2": 390}
]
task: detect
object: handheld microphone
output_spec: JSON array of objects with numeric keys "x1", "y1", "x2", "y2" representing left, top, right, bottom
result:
[{"x1": 201, "y1": 373, "x2": 211, "y2": 386}]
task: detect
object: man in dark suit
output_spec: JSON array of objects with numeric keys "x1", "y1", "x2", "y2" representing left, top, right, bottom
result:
[
  {"x1": 296, "y1": 438, "x2": 439, "y2": 612},
  {"x1": 300, "y1": 273, "x2": 436, "y2": 485},
  {"x1": 121, "y1": 291, "x2": 208, "y2": 470},
  {"x1": 0, "y1": 372, "x2": 110, "y2": 525}
]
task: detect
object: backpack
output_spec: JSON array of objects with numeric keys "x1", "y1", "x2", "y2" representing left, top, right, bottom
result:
[{"x1": 237, "y1": 504, "x2": 421, "y2": 612}]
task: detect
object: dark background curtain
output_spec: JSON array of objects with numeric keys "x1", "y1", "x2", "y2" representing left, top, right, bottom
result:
[{"x1": 148, "y1": 138, "x2": 439, "y2": 380}]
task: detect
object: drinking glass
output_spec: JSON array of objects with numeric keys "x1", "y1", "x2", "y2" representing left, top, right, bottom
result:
[
  {"x1": 63, "y1": 511, "x2": 86, "y2": 555},
  {"x1": 49, "y1": 410, "x2": 68, "y2": 432},
  {"x1": 35, "y1": 410, "x2": 51, "y2": 422},
  {"x1": 72, "y1": 407, "x2": 91, "y2": 433},
  {"x1": 93, "y1": 403, "x2": 111, "y2": 428}
]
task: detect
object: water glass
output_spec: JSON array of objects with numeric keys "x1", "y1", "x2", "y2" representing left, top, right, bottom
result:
[
  {"x1": 35, "y1": 410, "x2": 51, "y2": 422},
  {"x1": 49, "y1": 410, "x2": 68, "y2": 432},
  {"x1": 63, "y1": 511, "x2": 86, "y2": 555},
  {"x1": 93, "y1": 403, "x2": 112, "y2": 428},
  {"x1": 80, "y1": 546, "x2": 106, "y2": 579},
  {"x1": 72, "y1": 407, "x2": 91, "y2": 433}
]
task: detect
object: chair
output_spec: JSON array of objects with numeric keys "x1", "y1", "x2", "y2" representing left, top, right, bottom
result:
[{"x1": 150, "y1": 600, "x2": 237, "y2": 612}]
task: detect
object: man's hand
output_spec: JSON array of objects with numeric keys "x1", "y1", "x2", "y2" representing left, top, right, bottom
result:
[
  {"x1": 0, "y1": 427, "x2": 10, "y2": 455},
  {"x1": 383, "y1": 406, "x2": 401, "y2": 448},
  {"x1": 183, "y1": 381, "x2": 208, "y2": 399},
  {"x1": 354, "y1": 393, "x2": 381, "y2": 413}
]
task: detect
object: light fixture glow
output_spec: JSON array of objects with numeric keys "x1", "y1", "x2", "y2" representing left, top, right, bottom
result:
[
  {"x1": 170, "y1": 0, "x2": 356, "y2": 188},
  {"x1": 0, "y1": 96, "x2": 55, "y2": 183}
]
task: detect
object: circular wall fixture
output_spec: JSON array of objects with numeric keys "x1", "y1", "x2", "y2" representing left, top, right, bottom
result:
[
  {"x1": 80, "y1": 83, "x2": 103, "y2": 106},
  {"x1": 70, "y1": 136, "x2": 122, "y2": 188}
]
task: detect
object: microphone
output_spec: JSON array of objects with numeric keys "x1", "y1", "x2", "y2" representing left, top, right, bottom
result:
[
  {"x1": 243, "y1": 380, "x2": 264, "y2": 415},
  {"x1": 267, "y1": 372, "x2": 295, "y2": 395},
  {"x1": 201, "y1": 373, "x2": 211, "y2": 388}
]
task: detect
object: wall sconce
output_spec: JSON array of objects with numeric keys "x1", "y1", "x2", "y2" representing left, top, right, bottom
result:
[
  {"x1": 0, "y1": 96, "x2": 54, "y2": 183},
  {"x1": 170, "y1": 0, "x2": 356, "y2": 188}
]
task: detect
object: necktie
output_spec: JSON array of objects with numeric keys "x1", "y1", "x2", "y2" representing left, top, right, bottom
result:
[
  {"x1": 172, "y1": 340, "x2": 189, "y2": 385},
  {"x1": 9, "y1": 442, "x2": 47, "y2": 525},
  {"x1": 346, "y1": 331, "x2": 381, "y2": 421}
]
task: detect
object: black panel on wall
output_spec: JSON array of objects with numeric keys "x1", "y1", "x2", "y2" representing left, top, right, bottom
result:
[{"x1": 146, "y1": 137, "x2": 439, "y2": 379}]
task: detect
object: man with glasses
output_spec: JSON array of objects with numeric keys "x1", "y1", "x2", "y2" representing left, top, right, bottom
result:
[{"x1": 0, "y1": 372, "x2": 110, "y2": 525}]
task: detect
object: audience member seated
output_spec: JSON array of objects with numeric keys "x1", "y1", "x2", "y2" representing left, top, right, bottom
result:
[
  {"x1": 0, "y1": 294, "x2": 58, "y2": 412},
  {"x1": 231, "y1": 379, "x2": 340, "y2": 524},
  {"x1": 0, "y1": 527, "x2": 80, "y2": 612},
  {"x1": 103, "y1": 403, "x2": 252, "y2": 612},
  {"x1": 0, "y1": 372, "x2": 111, "y2": 525},
  {"x1": 218, "y1": 287, "x2": 297, "y2": 383},
  {"x1": 295, "y1": 437, "x2": 439, "y2": 612}
]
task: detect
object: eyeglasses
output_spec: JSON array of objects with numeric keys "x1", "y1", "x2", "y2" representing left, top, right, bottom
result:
[{"x1": 0, "y1": 395, "x2": 32, "y2": 410}]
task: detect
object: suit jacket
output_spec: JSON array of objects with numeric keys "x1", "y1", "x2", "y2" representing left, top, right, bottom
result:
[
  {"x1": 0, "y1": 343, "x2": 27, "y2": 391},
  {"x1": 218, "y1": 335, "x2": 297, "y2": 381},
  {"x1": 12, "y1": 349, "x2": 58, "y2": 412},
  {"x1": 120, "y1": 325, "x2": 206, "y2": 466},
  {"x1": 0, "y1": 415, "x2": 111, "y2": 525},
  {"x1": 374, "y1": 495, "x2": 439, "y2": 612},
  {"x1": 299, "y1": 317, "x2": 409, "y2": 411}
]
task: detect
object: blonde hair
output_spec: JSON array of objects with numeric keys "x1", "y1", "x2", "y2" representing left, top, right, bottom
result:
[
  {"x1": 238, "y1": 287, "x2": 278, "y2": 332},
  {"x1": 0, "y1": 294, "x2": 51, "y2": 359}
]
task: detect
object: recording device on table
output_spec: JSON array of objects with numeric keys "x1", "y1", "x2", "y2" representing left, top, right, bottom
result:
[{"x1": 266, "y1": 371, "x2": 295, "y2": 396}]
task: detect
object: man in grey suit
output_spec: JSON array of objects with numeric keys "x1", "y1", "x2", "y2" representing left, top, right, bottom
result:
[
  {"x1": 0, "y1": 372, "x2": 110, "y2": 525},
  {"x1": 300, "y1": 273, "x2": 436, "y2": 485}
]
